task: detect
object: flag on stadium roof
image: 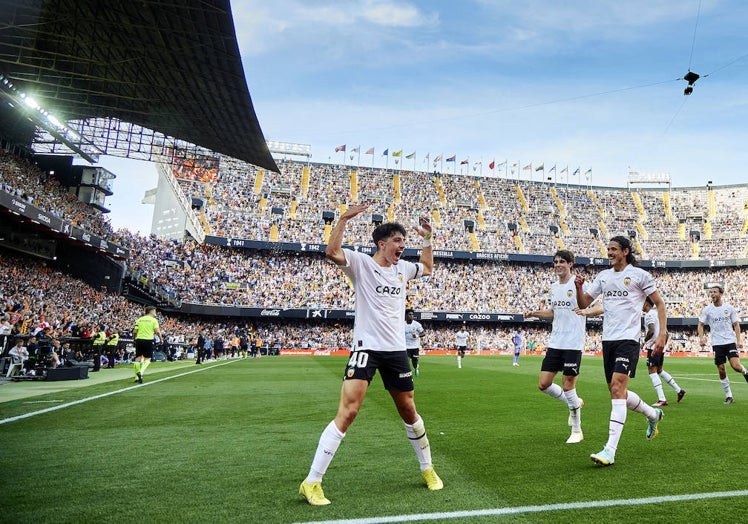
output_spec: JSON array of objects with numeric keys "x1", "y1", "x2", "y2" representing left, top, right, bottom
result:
[
  {"x1": 560, "y1": 166, "x2": 568, "y2": 174},
  {"x1": 446, "y1": 155, "x2": 456, "y2": 162},
  {"x1": 434, "y1": 154, "x2": 442, "y2": 162},
  {"x1": 489, "y1": 160, "x2": 495, "y2": 170},
  {"x1": 585, "y1": 168, "x2": 592, "y2": 175},
  {"x1": 572, "y1": 167, "x2": 580, "y2": 175},
  {"x1": 382, "y1": 148, "x2": 389, "y2": 156},
  {"x1": 523, "y1": 163, "x2": 531, "y2": 170},
  {"x1": 460, "y1": 159, "x2": 469, "y2": 165},
  {"x1": 365, "y1": 147, "x2": 374, "y2": 155},
  {"x1": 549, "y1": 165, "x2": 556, "y2": 173},
  {"x1": 335, "y1": 144, "x2": 346, "y2": 152},
  {"x1": 535, "y1": 164, "x2": 544, "y2": 172},
  {"x1": 392, "y1": 150, "x2": 402, "y2": 157},
  {"x1": 351, "y1": 146, "x2": 360, "y2": 153},
  {"x1": 406, "y1": 152, "x2": 415, "y2": 159}
]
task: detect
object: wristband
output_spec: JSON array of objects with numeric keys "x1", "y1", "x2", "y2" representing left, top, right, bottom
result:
[{"x1": 422, "y1": 237, "x2": 432, "y2": 248}]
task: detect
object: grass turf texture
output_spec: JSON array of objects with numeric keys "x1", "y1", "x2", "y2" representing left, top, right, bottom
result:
[{"x1": 1, "y1": 354, "x2": 747, "y2": 523}]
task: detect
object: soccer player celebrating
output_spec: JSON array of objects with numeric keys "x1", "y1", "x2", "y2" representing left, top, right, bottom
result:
[
  {"x1": 524, "y1": 250, "x2": 587, "y2": 444},
  {"x1": 299, "y1": 204, "x2": 442, "y2": 506},
  {"x1": 575, "y1": 236, "x2": 667, "y2": 467},
  {"x1": 697, "y1": 284, "x2": 747, "y2": 404},
  {"x1": 405, "y1": 309, "x2": 425, "y2": 377}
]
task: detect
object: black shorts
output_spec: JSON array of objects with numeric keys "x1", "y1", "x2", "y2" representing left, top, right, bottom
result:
[
  {"x1": 406, "y1": 347, "x2": 420, "y2": 358},
  {"x1": 541, "y1": 348, "x2": 582, "y2": 376},
  {"x1": 713, "y1": 343, "x2": 740, "y2": 366},
  {"x1": 135, "y1": 339, "x2": 154, "y2": 359},
  {"x1": 602, "y1": 340, "x2": 640, "y2": 383},
  {"x1": 344, "y1": 350, "x2": 414, "y2": 392},
  {"x1": 646, "y1": 347, "x2": 664, "y2": 368},
  {"x1": 457, "y1": 345, "x2": 467, "y2": 354}
]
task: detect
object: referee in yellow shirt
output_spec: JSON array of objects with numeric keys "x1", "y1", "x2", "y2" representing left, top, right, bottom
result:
[{"x1": 132, "y1": 306, "x2": 162, "y2": 384}]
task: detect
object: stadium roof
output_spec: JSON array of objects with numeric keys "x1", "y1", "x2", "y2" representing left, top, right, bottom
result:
[{"x1": 0, "y1": 0, "x2": 279, "y2": 172}]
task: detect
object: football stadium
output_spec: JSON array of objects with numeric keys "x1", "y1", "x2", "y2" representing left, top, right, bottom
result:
[{"x1": 2, "y1": 2, "x2": 748, "y2": 523}]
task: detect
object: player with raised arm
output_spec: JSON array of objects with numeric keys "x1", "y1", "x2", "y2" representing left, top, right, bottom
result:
[
  {"x1": 697, "y1": 284, "x2": 747, "y2": 404},
  {"x1": 299, "y1": 204, "x2": 442, "y2": 506},
  {"x1": 524, "y1": 250, "x2": 587, "y2": 444}
]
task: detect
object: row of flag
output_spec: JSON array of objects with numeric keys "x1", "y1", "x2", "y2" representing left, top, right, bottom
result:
[{"x1": 334, "y1": 145, "x2": 592, "y2": 176}]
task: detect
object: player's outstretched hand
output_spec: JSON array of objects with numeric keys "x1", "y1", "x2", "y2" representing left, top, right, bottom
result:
[
  {"x1": 414, "y1": 216, "x2": 433, "y2": 240},
  {"x1": 341, "y1": 203, "x2": 369, "y2": 221}
]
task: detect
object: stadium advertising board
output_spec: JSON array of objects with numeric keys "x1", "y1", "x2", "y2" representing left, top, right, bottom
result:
[
  {"x1": 203, "y1": 235, "x2": 748, "y2": 269},
  {"x1": 174, "y1": 302, "x2": 524, "y2": 322}
]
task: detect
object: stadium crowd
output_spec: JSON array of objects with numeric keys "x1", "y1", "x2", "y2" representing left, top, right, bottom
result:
[
  {"x1": 1, "y1": 151, "x2": 746, "y2": 361},
  {"x1": 178, "y1": 158, "x2": 748, "y2": 260}
]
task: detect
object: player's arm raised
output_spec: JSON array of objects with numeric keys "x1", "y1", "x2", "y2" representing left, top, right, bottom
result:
[
  {"x1": 325, "y1": 203, "x2": 369, "y2": 266},
  {"x1": 414, "y1": 216, "x2": 433, "y2": 277}
]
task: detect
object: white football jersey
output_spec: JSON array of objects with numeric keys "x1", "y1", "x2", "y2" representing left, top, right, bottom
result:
[
  {"x1": 587, "y1": 264, "x2": 657, "y2": 342},
  {"x1": 548, "y1": 279, "x2": 588, "y2": 351},
  {"x1": 342, "y1": 249, "x2": 423, "y2": 352},
  {"x1": 405, "y1": 320, "x2": 425, "y2": 349},
  {"x1": 643, "y1": 309, "x2": 659, "y2": 348},
  {"x1": 455, "y1": 330, "x2": 469, "y2": 347},
  {"x1": 699, "y1": 302, "x2": 739, "y2": 345}
]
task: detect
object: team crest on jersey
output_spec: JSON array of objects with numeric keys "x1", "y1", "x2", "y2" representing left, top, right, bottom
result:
[
  {"x1": 724, "y1": 309, "x2": 729, "y2": 315},
  {"x1": 623, "y1": 277, "x2": 631, "y2": 286},
  {"x1": 398, "y1": 274, "x2": 404, "y2": 283},
  {"x1": 566, "y1": 289, "x2": 573, "y2": 297}
]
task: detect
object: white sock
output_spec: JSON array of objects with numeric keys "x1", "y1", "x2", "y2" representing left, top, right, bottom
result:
[
  {"x1": 659, "y1": 371, "x2": 682, "y2": 393},
  {"x1": 306, "y1": 421, "x2": 345, "y2": 483},
  {"x1": 404, "y1": 416, "x2": 432, "y2": 472},
  {"x1": 627, "y1": 390, "x2": 657, "y2": 419},
  {"x1": 564, "y1": 388, "x2": 582, "y2": 431},
  {"x1": 741, "y1": 365, "x2": 748, "y2": 375},
  {"x1": 457, "y1": 356, "x2": 461, "y2": 368},
  {"x1": 721, "y1": 378, "x2": 733, "y2": 397},
  {"x1": 541, "y1": 383, "x2": 568, "y2": 404},
  {"x1": 649, "y1": 372, "x2": 666, "y2": 402},
  {"x1": 605, "y1": 399, "x2": 627, "y2": 452}
]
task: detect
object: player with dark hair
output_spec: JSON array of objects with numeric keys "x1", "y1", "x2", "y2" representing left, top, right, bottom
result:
[
  {"x1": 455, "y1": 323, "x2": 469, "y2": 368},
  {"x1": 575, "y1": 235, "x2": 667, "y2": 466},
  {"x1": 524, "y1": 250, "x2": 587, "y2": 444},
  {"x1": 697, "y1": 284, "x2": 747, "y2": 404},
  {"x1": 132, "y1": 306, "x2": 162, "y2": 384},
  {"x1": 643, "y1": 297, "x2": 685, "y2": 406},
  {"x1": 405, "y1": 308, "x2": 425, "y2": 377},
  {"x1": 299, "y1": 204, "x2": 442, "y2": 506}
]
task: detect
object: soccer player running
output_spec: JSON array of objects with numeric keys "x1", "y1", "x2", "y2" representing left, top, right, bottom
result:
[
  {"x1": 697, "y1": 284, "x2": 747, "y2": 404},
  {"x1": 299, "y1": 204, "x2": 442, "y2": 506},
  {"x1": 405, "y1": 309, "x2": 425, "y2": 377},
  {"x1": 132, "y1": 306, "x2": 162, "y2": 384},
  {"x1": 575, "y1": 236, "x2": 667, "y2": 467},
  {"x1": 524, "y1": 250, "x2": 587, "y2": 444},
  {"x1": 643, "y1": 298, "x2": 685, "y2": 406}
]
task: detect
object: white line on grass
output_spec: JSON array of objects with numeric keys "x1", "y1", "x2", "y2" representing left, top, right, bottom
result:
[
  {"x1": 295, "y1": 490, "x2": 748, "y2": 524},
  {"x1": 0, "y1": 360, "x2": 237, "y2": 426}
]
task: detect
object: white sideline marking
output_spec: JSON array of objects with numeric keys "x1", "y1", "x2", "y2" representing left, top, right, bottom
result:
[
  {"x1": 0, "y1": 360, "x2": 237, "y2": 426},
  {"x1": 295, "y1": 490, "x2": 748, "y2": 524}
]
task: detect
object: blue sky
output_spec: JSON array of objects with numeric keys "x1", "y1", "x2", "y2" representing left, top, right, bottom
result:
[{"x1": 104, "y1": 0, "x2": 748, "y2": 233}]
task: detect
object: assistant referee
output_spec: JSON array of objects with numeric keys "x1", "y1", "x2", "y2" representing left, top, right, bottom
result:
[{"x1": 132, "y1": 306, "x2": 162, "y2": 384}]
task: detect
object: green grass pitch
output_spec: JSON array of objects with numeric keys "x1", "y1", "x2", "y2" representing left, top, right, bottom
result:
[{"x1": 1, "y1": 354, "x2": 747, "y2": 523}]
